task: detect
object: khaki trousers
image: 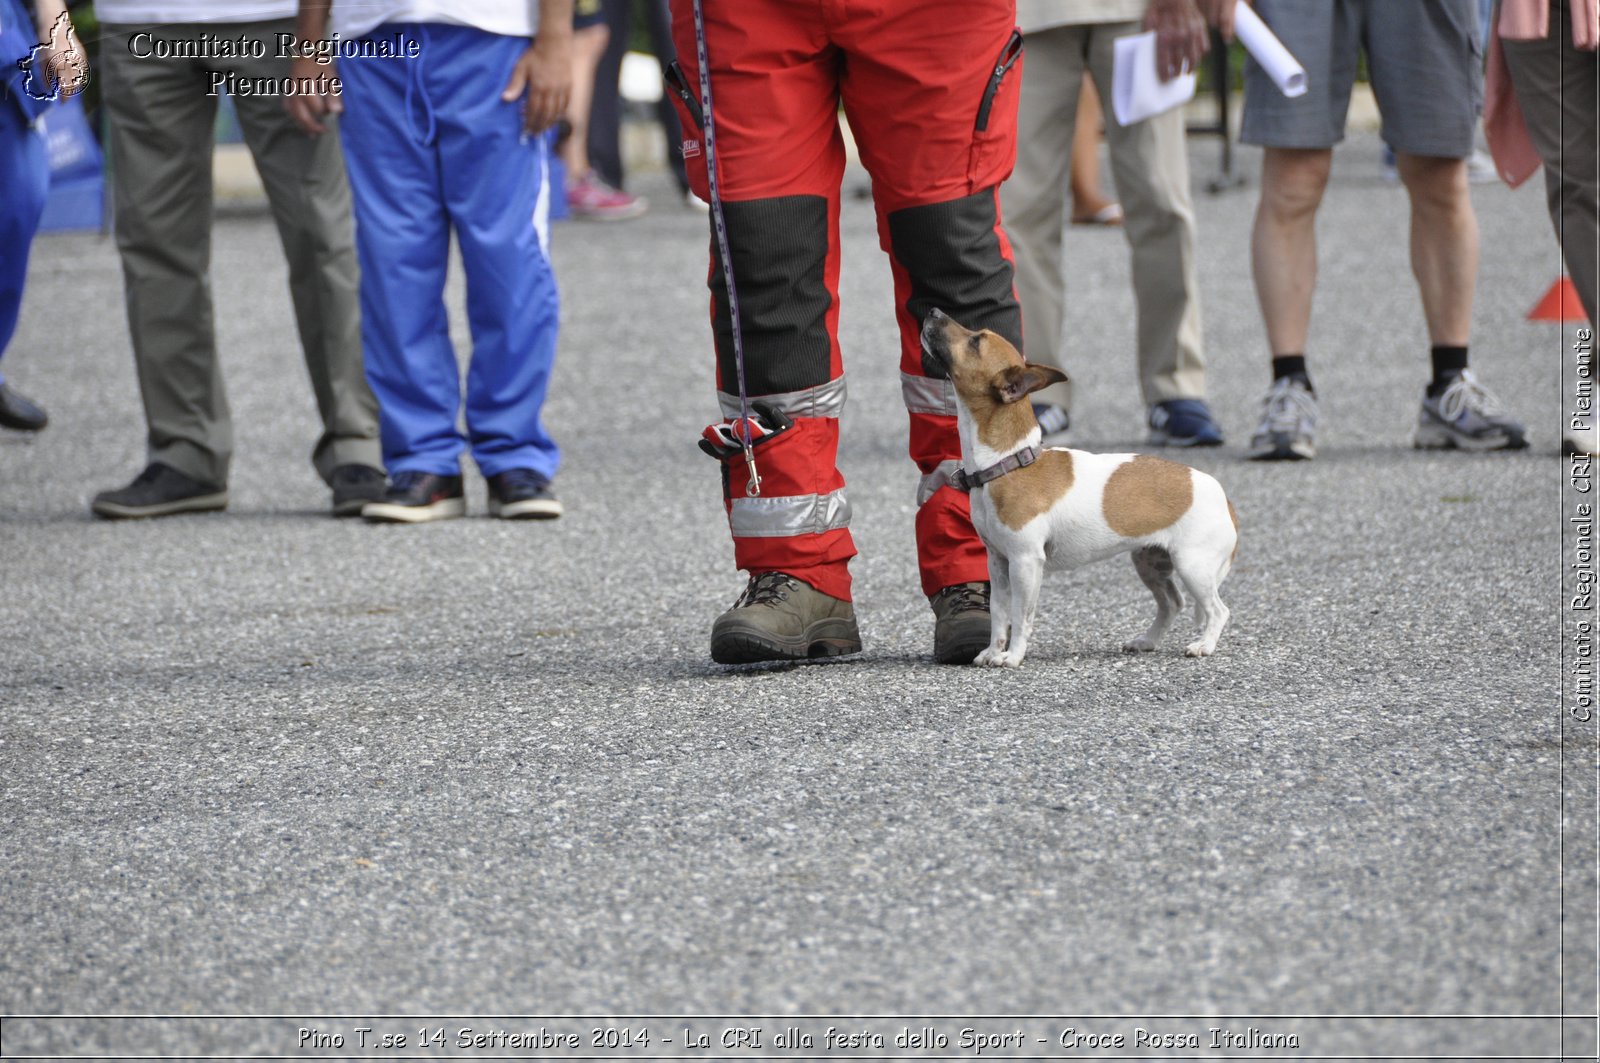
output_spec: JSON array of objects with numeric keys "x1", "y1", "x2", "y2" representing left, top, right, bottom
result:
[
  {"x1": 1002, "y1": 21, "x2": 1208, "y2": 411},
  {"x1": 103, "y1": 20, "x2": 379, "y2": 486}
]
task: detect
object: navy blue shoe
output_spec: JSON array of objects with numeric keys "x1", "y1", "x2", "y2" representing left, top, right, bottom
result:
[
  {"x1": 362, "y1": 471, "x2": 466, "y2": 523},
  {"x1": 1148, "y1": 399, "x2": 1224, "y2": 447},
  {"x1": 486, "y1": 468, "x2": 563, "y2": 520}
]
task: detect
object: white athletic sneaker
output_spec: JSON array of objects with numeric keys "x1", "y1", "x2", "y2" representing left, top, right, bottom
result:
[
  {"x1": 1413, "y1": 371, "x2": 1529, "y2": 451},
  {"x1": 1249, "y1": 376, "x2": 1319, "y2": 461}
]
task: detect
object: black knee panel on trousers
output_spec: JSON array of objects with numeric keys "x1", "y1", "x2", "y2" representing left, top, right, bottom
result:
[
  {"x1": 887, "y1": 190, "x2": 1022, "y2": 352},
  {"x1": 710, "y1": 195, "x2": 833, "y2": 395}
]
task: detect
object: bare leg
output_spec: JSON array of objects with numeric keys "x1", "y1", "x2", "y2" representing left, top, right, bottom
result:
[
  {"x1": 561, "y1": 23, "x2": 611, "y2": 177},
  {"x1": 1396, "y1": 153, "x2": 1476, "y2": 346},
  {"x1": 1251, "y1": 147, "x2": 1333, "y2": 356},
  {"x1": 1069, "y1": 76, "x2": 1117, "y2": 222}
]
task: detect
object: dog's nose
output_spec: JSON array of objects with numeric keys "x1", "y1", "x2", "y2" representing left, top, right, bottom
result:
[{"x1": 926, "y1": 308, "x2": 947, "y2": 325}]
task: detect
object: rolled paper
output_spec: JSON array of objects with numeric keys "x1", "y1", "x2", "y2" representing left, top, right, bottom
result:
[
  {"x1": 1112, "y1": 30, "x2": 1198, "y2": 126},
  {"x1": 1236, "y1": 3, "x2": 1309, "y2": 97}
]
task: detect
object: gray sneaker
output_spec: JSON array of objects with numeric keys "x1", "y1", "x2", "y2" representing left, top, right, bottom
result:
[
  {"x1": 710, "y1": 572, "x2": 862, "y2": 664},
  {"x1": 330, "y1": 464, "x2": 387, "y2": 517},
  {"x1": 931, "y1": 581, "x2": 991, "y2": 664},
  {"x1": 1413, "y1": 370, "x2": 1528, "y2": 451},
  {"x1": 1249, "y1": 376, "x2": 1319, "y2": 461},
  {"x1": 91, "y1": 462, "x2": 228, "y2": 520}
]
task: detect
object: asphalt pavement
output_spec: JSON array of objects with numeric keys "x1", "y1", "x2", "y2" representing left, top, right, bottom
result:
[{"x1": 1, "y1": 132, "x2": 1594, "y2": 1060}]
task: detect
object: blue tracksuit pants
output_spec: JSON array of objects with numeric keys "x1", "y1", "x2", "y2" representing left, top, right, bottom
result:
[
  {"x1": 338, "y1": 23, "x2": 560, "y2": 479},
  {"x1": 0, "y1": 0, "x2": 50, "y2": 387}
]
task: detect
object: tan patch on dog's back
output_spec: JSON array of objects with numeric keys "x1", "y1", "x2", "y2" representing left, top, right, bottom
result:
[
  {"x1": 989, "y1": 450, "x2": 1075, "y2": 530},
  {"x1": 1102, "y1": 455, "x2": 1193, "y2": 537}
]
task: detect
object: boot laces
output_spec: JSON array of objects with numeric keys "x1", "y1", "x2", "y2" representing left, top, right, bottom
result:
[
  {"x1": 737, "y1": 572, "x2": 800, "y2": 608},
  {"x1": 936, "y1": 581, "x2": 989, "y2": 613}
]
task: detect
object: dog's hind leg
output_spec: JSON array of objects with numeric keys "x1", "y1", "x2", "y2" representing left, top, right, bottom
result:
[
  {"x1": 1172, "y1": 547, "x2": 1230, "y2": 657},
  {"x1": 1124, "y1": 546, "x2": 1182, "y2": 653}
]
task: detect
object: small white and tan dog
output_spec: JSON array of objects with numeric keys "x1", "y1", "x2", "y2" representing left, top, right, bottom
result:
[{"x1": 920, "y1": 309, "x2": 1239, "y2": 666}]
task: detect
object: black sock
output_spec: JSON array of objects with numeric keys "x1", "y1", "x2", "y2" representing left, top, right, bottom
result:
[
  {"x1": 1429, "y1": 345, "x2": 1469, "y2": 395},
  {"x1": 1273, "y1": 355, "x2": 1312, "y2": 392}
]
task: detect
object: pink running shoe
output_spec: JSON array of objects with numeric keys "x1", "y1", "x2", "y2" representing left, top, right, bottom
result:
[{"x1": 566, "y1": 170, "x2": 648, "y2": 220}]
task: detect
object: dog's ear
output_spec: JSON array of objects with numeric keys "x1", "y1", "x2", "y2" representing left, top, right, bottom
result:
[{"x1": 995, "y1": 363, "x2": 1070, "y2": 405}]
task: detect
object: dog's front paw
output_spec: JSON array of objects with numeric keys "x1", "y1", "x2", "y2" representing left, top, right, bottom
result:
[
  {"x1": 974, "y1": 644, "x2": 1005, "y2": 667},
  {"x1": 983, "y1": 649, "x2": 1025, "y2": 668},
  {"x1": 1183, "y1": 640, "x2": 1215, "y2": 658},
  {"x1": 1122, "y1": 637, "x2": 1156, "y2": 654}
]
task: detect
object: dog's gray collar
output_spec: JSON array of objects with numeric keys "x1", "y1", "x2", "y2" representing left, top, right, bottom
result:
[{"x1": 954, "y1": 445, "x2": 1040, "y2": 491}]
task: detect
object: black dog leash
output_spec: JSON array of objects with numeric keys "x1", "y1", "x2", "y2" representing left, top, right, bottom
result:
[{"x1": 691, "y1": 0, "x2": 761, "y2": 497}]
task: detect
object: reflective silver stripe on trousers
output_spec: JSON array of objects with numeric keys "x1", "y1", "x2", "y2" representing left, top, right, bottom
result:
[
  {"x1": 729, "y1": 488, "x2": 852, "y2": 538},
  {"x1": 901, "y1": 372, "x2": 956, "y2": 417},
  {"x1": 719, "y1": 376, "x2": 848, "y2": 421},
  {"x1": 917, "y1": 460, "x2": 965, "y2": 507}
]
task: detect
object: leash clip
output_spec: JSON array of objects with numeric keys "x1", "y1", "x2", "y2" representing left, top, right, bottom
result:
[{"x1": 742, "y1": 444, "x2": 762, "y2": 497}]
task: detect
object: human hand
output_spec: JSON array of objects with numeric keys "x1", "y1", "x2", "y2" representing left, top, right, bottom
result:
[
  {"x1": 1143, "y1": 0, "x2": 1209, "y2": 81},
  {"x1": 501, "y1": 31, "x2": 573, "y2": 135},
  {"x1": 1196, "y1": 0, "x2": 1243, "y2": 42},
  {"x1": 283, "y1": 53, "x2": 341, "y2": 135}
]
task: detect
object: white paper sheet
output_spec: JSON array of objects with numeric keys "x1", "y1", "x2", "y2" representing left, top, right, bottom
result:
[
  {"x1": 1235, "y1": 3, "x2": 1308, "y2": 97},
  {"x1": 1111, "y1": 30, "x2": 1198, "y2": 126}
]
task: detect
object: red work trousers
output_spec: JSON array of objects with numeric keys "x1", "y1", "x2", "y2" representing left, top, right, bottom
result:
[{"x1": 669, "y1": 0, "x2": 1025, "y2": 601}]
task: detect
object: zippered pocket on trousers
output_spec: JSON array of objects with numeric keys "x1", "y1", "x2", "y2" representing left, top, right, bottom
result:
[
  {"x1": 664, "y1": 59, "x2": 705, "y2": 131},
  {"x1": 974, "y1": 28, "x2": 1023, "y2": 132}
]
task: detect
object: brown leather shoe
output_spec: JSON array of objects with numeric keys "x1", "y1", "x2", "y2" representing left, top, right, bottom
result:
[
  {"x1": 710, "y1": 572, "x2": 862, "y2": 664},
  {"x1": 931, "y1": 581, "x2": 991, "y2": 664}
]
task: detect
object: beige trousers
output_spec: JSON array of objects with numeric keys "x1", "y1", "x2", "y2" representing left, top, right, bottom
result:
[{"x1": 1002, "y1": 21, "x2": 1208, "y2": 411}]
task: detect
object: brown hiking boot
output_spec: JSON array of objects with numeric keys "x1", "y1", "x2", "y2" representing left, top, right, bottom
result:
[
  {"x1": 931, "y1": 581, "x2": 990, "y2": 664},
  {"x1": 710, "y1": 572, "x2": 862, "y2": 664}
]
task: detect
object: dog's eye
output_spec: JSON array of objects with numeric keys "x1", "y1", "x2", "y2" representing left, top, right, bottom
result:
[{"x1": 967, "y1": 335, "x2": 981, "y2": 353}]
